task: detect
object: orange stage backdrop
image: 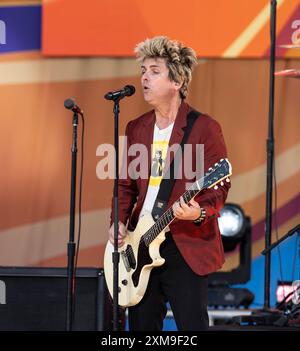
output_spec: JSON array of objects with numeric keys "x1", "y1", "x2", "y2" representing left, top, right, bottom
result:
[
  {"x1": 42, "y1": 0, "x2": 300, "y2": 58},
  {"x1": 1, "y1": 1, "x2": 300, "y2": 273}
]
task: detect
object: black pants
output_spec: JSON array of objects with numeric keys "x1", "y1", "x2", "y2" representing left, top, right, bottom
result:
[{"x1": 128, "y1": 232, "x2": 209, "y2": 331}]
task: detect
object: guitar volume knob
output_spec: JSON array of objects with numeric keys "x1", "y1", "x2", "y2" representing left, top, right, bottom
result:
[{"x1": 121, "y1": 279, "x2": 128, "y2": 286}]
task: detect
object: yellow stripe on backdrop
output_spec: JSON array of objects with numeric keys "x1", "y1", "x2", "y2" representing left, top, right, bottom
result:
[
  {"x1": 222, "y1": 0, "x2": 285, "y2": 57},
  {"x1": 239, "y1": 0, "x2": 300, "y2": 57},
  {"x1": 0, "y1": 57, "x2": 141, "y2": 85},
  {"x1": 0, "y1": 1, "x2": 41, "y2": 6},
  {"x1": 228, "y1": 142, "x2": 300, "y2": 205},
  {"x1": 241, "y1": 169, "x2": 300, "y2": 226},
  {"x1": 0, "y1": 208, "x2": 110, "y2": 266},
  {"x1": 0, "y1": 51, "x2": 43, "y2": 62}
]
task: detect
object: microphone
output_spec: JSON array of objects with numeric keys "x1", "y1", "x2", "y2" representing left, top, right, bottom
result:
[
  {"x1": 64, "y1": 98, "x2": 84, "y2": 115},
  {"x1": 104, "y1": 85, "x2": 135, "y2": 101}
]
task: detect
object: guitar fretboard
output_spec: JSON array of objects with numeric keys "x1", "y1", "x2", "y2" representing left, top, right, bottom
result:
[
  {"x1": 142, "y1": 183, "x2": 200, "y2": 246},
  {"x1": 141, "y1": 159, "x2": 230, "y2": 247}
]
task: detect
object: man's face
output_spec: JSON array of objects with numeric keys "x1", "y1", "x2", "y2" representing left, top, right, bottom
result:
[{"x1": 140, "y1": 58, "x2": 179, "y2": 106}]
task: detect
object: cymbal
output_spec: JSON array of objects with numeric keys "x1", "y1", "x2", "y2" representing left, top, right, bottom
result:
[
  {"x1": 275, "y1": 69, "x2": 300, "y2": 79},
  {"x1": 279, "y1": 44, "x2": 300, "y2": 49}
]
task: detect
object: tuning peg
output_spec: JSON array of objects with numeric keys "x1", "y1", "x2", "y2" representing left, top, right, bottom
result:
[
  {"x1": 226, "y1": 178, "x2": 230, "y2": 182},
  {"x1": 220, "y1": 158, "x2": 224, "y2": 161},
  {"x1": 214, "y1": 163, "x2": 219, "y2": 166},
  {"x1": 208, "y1": 167, "x2": 213, "y2": 171},
  {"x1": 220, "y1": 181, "x2": 224, "y2": 186},
  {"x1": 214, "y1": 185, "x2": 218, "y2": 190}
]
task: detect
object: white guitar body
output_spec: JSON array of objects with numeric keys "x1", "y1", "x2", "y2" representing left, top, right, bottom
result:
[
  {"x1": 104, "y1": 213, "x2": 167, "y2": 307},
  {"x1": 103, "y1": 158, "x2": 232, "y2": 308}
]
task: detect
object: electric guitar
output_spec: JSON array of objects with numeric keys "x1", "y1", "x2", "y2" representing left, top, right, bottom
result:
[{"x1": 104, "y1": 158, "x2": 232, "y2": 307}]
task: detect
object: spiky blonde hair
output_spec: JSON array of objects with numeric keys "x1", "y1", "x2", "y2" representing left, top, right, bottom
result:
[{"x1": 134, "y1": 36, "x2": 198, "y2": 99}]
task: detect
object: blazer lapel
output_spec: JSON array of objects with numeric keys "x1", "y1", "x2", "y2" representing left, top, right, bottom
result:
[
  {"x1": 139, "y1": 110, "x2": 155, "y2": 196},
  {"x1": 165, "y1": 101, "x2": 190, "y2": 169},
  {"x1": 141, "y1": 110, "x2": 155, "y2": 175}
]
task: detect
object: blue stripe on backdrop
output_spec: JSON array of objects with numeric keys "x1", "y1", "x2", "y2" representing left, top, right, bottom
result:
[{"x1": 0, "y1": 5, "x2": 41, "y2": 54}]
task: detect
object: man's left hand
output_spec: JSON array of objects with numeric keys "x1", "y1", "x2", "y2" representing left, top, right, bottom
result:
[{"x1": 172, "y1": 197, "x2": 201, "y2": 221}]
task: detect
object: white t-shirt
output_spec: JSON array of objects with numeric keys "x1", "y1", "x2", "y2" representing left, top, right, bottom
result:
[{"x1": 139, "y1": 122, "x2": 174, "y2": 219}]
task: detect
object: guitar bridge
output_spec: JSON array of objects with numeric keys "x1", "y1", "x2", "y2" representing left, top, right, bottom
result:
[{"x1": 121, "y1": 245, "x2": 136, "y2": 272}]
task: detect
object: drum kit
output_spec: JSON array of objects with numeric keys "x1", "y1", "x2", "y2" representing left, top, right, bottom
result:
[{"x1": 275, "y1": 44, "x2": 300, "y2": 79}]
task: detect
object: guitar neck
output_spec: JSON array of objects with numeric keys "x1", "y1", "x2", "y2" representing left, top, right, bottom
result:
[
  {"x1": 142, "y1": 184, "x2": 201, "y2": 246},
  {"x1": 141, "y1": 158, "x2": 231, "y2": 247}
]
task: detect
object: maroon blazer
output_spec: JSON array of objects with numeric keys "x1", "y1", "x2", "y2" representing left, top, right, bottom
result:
[{"x1": 111, "y1": 101, "x2": 231, "y2": 276}]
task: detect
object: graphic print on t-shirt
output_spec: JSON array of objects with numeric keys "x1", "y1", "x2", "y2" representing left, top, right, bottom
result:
[
  {"x1": 151, "y1": 149, "x2": 163, "y2": 177},
  {"x1": 149, "y1": 140, "x2": 169, "y2": 187},
  {"x1": 139, "y1": 122, "x2": 174, "y2": 219}
]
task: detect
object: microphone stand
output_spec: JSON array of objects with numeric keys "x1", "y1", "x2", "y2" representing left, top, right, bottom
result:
[
  {"x1": 104, "y1": 87, "x2": 135, "y2": 331},
  {"x1": 231, "y1": 1, "x2": 283, "y2": 327},
  {"x1": 263, "y1": 0, "x2": 277, "y2": 311},
  {"x1": 66, "y1": 111, "x2": 78, "y2": 331},
  {"x1": 112, "y1": 99, "x2": 121, "y2": 331}
]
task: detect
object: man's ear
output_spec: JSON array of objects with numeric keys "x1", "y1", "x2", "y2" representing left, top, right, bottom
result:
[{"x1": 174, "y1": 81, "x2": 182, "y2": 91}]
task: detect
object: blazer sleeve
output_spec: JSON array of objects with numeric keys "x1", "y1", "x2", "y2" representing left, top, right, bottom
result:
[{"x1": 194, "y1": 117, "x2": 231, "y2": 225}]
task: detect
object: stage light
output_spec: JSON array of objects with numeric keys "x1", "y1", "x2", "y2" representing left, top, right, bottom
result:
[
  {"x1": 208, "y1": 203, "x2": 254, "y2": 308},
  {"x1": 218, "y1": 204, "x2": 245, "y2": 237},
  {"x1": 218, "y1": 203, "x2": 249, "y2": 252}
]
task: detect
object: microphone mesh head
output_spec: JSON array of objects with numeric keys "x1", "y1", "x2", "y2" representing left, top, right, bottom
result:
[
  {"x1": 64, "y1": 98, "x2": 75, "y2": 110},
  {"x1": 125, "y1": 85, "x2": 135, "y2": 96}
]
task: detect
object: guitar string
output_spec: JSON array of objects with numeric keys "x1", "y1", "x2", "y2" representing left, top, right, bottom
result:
[{"x1": 142, "y1": 163, "x2": 228, "y2": 246}]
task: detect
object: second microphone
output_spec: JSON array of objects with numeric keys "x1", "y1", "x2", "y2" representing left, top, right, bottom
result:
[{"x1": 104, "y1": 85, "x2": 135, "y2": 101}]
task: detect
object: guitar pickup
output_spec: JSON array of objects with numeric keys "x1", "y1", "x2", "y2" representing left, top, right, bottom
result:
[{"x1": 121, "y1": 245, "x2": 136, "y2": 272}]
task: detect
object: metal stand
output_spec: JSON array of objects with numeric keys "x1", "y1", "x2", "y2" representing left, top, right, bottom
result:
[
  {"x1": 112, "y1": 100, "x2": 121, "y2": 331},
  {"x1": 230, "y1": 1, "x2": 283, "y2": 327},
  {"x1": 263, "y1": 0, "x2": 277, "y2": 311},
  {"x1": 66, "y1": 112, "x2": 78, "y2": 331}
]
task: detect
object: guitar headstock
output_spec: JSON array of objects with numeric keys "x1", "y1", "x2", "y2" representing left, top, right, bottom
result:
[{"x1": 199, "y1": 158, "x2": 232, "y2": 190}]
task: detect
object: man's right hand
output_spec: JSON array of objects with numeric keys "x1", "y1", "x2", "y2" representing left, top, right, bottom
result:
[{"x1": 109, "y1": 221, "x2": 126, "y2": 247}]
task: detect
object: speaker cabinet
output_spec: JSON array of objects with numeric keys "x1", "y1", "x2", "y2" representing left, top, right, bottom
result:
[{"x1": 0, "y1": 267, "x2": 115, "y2": 331}]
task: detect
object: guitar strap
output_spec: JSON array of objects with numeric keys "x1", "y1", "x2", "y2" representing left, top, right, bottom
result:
[{"x1": 151, "y1": 109, "x2": 201, "y2": 221}]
